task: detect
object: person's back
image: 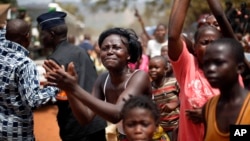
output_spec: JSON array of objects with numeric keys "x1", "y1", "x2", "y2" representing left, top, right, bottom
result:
[
  {"x1": 37, "y1": 11, "x2": 106, "y2": 141},
  {"x1": 202, "y1": 38, "x2": 250, "y2": 141},
  {"x1": 0, "y1": 18, "x2": 58, "y2": 140},
  {"x1": 49, "y1": 42, "x2": 106, "y2": 140}
]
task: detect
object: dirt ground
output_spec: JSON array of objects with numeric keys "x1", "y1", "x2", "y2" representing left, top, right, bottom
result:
[
  {"x1": 33, "y1": 104, "x2": 115, "y2": 141},
  {"x1": 33, "y1": 104, "x2": 61, "y2": 141}
]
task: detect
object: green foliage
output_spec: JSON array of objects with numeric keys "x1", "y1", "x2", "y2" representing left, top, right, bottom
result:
[{"x1": 81, "y1": 0, "x2": 249, "y2": 34}]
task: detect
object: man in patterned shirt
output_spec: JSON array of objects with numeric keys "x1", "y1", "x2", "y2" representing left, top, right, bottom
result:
[{"x1": 0, "y1": 6, "x2": 59, "y2": 141}]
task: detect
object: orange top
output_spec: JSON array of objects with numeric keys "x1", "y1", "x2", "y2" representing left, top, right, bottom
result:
[
  {"x1": 56, "y1": 90, "x2": 68, "y2": 101},
  {"x1": 204, "y1": 93, "x2": 250, "y2": 141}
]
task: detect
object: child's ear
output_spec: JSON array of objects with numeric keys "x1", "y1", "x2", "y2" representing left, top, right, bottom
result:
[{"x1": 237, "y1": 62, "x2": 245, "y2": 74}]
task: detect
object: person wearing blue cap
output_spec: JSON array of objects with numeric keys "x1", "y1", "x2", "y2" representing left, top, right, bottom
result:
[{"x1": 37, "y1": 11, "x2": 107, "y2": 141}]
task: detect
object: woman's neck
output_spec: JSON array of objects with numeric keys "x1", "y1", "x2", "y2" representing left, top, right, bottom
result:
[{"x1": 109, "y1": 67, "x2": 131, "y2": 84}]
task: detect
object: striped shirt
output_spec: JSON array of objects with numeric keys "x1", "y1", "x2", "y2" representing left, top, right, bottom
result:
[
  {"x1": 152, "y1": 77, "x2": 180, "y2": 131},
  {"x1": 0, "y1": 28, "x2": 58, "y2": 141}
]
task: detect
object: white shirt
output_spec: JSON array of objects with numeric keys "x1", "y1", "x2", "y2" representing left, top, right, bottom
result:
[{"x1": 146, "y1": 39, "x2": 168, "y2": 58}]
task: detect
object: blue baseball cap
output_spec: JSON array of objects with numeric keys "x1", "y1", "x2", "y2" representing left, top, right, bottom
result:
[{"x1": 37, "y1": 11, "x2": 67, "y2": 30}]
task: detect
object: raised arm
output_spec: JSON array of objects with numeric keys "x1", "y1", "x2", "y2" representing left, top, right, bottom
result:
[
  {"x1": 168, "y1": 0, "x2": 191, "y2": 61},
  {"x1": 206, "y1": 0, "x2": 237, "y2": 39},
  {"x1": 207, "y1": 0, "x2": 250, "y2": 88},
  {"x1": 44, "y1": 60, "x2": 151, "y2": 124},
  {"x1": 134, "y1": 8, "x2": 152, "y2": 41}
]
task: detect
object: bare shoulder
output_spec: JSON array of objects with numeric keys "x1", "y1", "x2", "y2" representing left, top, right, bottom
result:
[
  {"x1": 131, "y1": 70, "x2": 150, "y2": 81},
  {"x1": 127, "y1": 70, "x2": 151, "y2": 96}
]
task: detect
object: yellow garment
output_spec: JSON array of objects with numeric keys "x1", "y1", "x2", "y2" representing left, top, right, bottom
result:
[
  {"x1": 153, "y1": 126, "x2": 170, "y2": 141},
  {"x1": 106, "y1": 122, "x2": 117, "y2": 141},
  {"x1": 204, "y1": 94, "x2": 250, "y2": 141}
]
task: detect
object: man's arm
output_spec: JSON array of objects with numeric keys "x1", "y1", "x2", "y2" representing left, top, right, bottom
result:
[{"x1": 18, "y1": 58, "x2": 58, "y2": 108}]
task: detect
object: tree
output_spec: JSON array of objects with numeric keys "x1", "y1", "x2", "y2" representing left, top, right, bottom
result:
[
  {"x1": 58, "y1": 2, "x2": 85, "y2": 22},
  {"x1": 81, "y1": 0, "x2": 248, "y2": 32}
]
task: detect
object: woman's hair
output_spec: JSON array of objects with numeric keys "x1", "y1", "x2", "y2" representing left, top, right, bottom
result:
[
  {"x1": 121, "y1": 95, "x2": 160, "y2": 124},
  {"x1": 151, "y1": 55, "x2": 169, "y2": 68},
  {"x1": 194, "y1": 25, "x2": 221, "y2": 43},
  {"x1": 98, "y1": 27, "x2": 142, "y2": 63}
]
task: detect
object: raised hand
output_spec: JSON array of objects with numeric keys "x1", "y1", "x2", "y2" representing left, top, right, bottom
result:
[{"x1": 43, "y1": 60, "x2": 78, "y2": 92}]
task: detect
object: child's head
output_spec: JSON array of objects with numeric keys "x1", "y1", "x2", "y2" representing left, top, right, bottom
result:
[
  {"x1": 148, "y1": 56, "x2": 169, "y2": 81},
  {"x1": 121, "y1": 95, "x2": 160, "y2": 141},
  {"x1": 160, "y1": 45, "x2": 168, "y2": 59},
  {"x1": 194, "y1": 25, "x2": 222, "y2": 67},
  {"x1": 205, "y1": 14, "x2": 220, "y2": 31},
  {"x1": 203, "y1": 38, "x2": 245, "y2": 89},
  {"x1": 154, "y1": 23, "x2": 167, "y2": 41}
]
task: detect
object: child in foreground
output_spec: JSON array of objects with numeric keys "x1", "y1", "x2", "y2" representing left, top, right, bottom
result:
[
  {"x1": 121, "y1": 95, "x2": 169, "y2": 141},
  {"x1": 202, "y1": 38, "x2": 250, "y2": 141},
  {"x1": 148, "y1": 56, "x2": 180, "y2": 140}
]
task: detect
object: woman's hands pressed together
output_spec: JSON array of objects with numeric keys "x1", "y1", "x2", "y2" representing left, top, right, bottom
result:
[{"x1": 43, "y1": 60, "x2": 79, "y2": 92}]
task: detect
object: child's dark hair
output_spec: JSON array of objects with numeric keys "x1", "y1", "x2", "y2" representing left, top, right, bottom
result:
[
  {"x1": 98, "y1": 27, "x2": 142, "y2": 63},
  {"x1": 156, "y1": 23, "x2": 167, "y2": 30},
  {"x1": 194, "y1": 25, "x2": 222, "y2": 43},
  {"x1": 209, "y1": 38, "x2": 244, "y2": 63},
  {"x1": 121, "y1": 95, "x2": 160, "y2": 124},
  {"x1": 151, "y1": 56, "x2": 169, "y2": 68}
]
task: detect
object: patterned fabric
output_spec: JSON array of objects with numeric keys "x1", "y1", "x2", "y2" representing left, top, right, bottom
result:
[
  {"x1": 0, "y1": 28, "x2": 6, "y2": 40},
  {"x1": 0, "y1": 29, "x2": 58, "y2": 141},
  {"x1": 152, "y1": 77, "x2": 180, "y2": 132}
]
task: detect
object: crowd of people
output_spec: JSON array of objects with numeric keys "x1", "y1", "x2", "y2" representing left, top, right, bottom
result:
[
  {"x1": 0, "y1": 0, "x2": 250, "y2": 141},
  {"x1": 223, "y1": 1, "x2": 250, "y2": 52}
]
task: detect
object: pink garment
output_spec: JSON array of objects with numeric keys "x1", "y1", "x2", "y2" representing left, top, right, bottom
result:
[
  {"x1": 128, "y1": 54, "x2": 149, "y2": 72},
  {"x1": 170, "y1": 41, "x2": 219, "y2": 141}
]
